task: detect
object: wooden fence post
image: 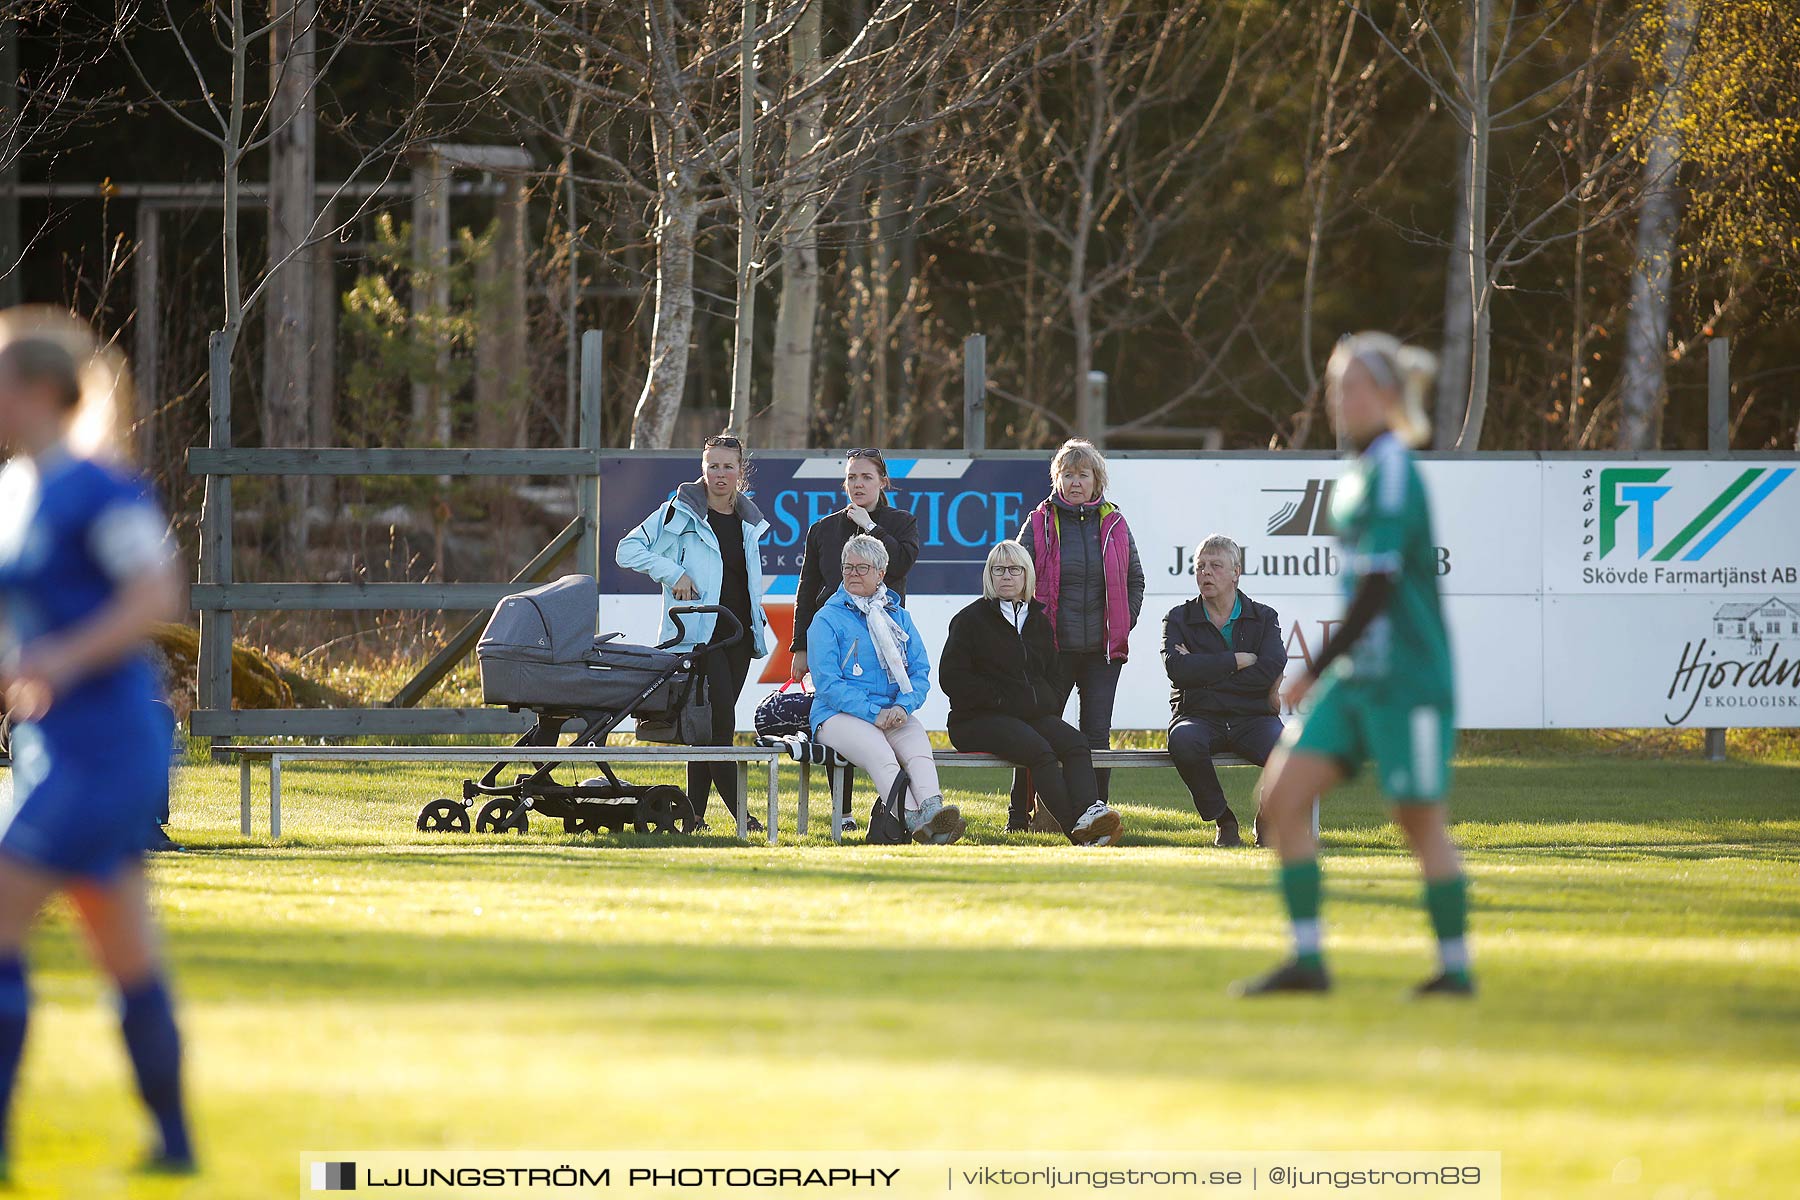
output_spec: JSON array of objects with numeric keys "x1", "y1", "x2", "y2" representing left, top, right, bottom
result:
[
  {"x1": 578, "y1": 330, "x2": 603, "y2": 587},
  {"x1": 196, "y1": 331, "x2": 234, "y2": 721},
  {"x1": 963, "y1": 334, "x2": 986, "y2": 452}
]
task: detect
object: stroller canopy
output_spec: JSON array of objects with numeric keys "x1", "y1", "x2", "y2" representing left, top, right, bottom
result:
[
  {"x1": 477, "y1": 574, "x2": 690, "y2": 715},
  {"x1": 479, "y1": 574, "x2": 599, "y2": 664}
]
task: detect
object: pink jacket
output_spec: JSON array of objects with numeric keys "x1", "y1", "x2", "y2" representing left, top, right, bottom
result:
[{"x1": 1024, "y1": 499, "x2": 1135, "y2": 662}]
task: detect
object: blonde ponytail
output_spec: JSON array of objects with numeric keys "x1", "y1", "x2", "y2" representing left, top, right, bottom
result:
[
  {"x1": 1326, "y1": 331, "x2": 1438, "y2": 448},
  {"x1": 0, "y1": 307, "x2": 134, "y2": 463}
]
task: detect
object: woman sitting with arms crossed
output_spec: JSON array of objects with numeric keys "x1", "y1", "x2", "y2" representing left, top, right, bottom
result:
[
  {"x1": 807, "y1": 534, "x2": 964, "y2": 844},
  {"x1": 940, "y1": 541, "x2": 1123, "y2": 846}
]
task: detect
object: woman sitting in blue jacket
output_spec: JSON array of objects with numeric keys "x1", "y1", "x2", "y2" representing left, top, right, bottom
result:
[
  {"x1": 616, "y1": 433, "x2": 772, "y2": 832},
  {"x1": 808, "y1": 534, "x2": 963, "y2": 844}
]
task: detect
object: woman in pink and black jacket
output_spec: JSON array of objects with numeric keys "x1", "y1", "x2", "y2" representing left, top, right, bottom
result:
[{"x1": 1011, "y1": 438, "x2": 1145, "y2": 830}]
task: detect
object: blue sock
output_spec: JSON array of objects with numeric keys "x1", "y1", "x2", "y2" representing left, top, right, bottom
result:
[
  {"x1": 0, "y1": 956, "x2": 27, "y2": 1164},
  {"x1": 119, "y1": 976, "x2": 191, "y2": 1164}
]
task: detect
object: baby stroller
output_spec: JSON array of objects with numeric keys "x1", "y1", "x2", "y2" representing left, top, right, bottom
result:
[{"x1": 413, "y1": 574, "x2": 741, "y2": 836}]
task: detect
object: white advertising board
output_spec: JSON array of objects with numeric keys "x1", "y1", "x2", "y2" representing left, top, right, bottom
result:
[{"x1": 597, "y1": 455, "x2": 1798, "y2": 731}]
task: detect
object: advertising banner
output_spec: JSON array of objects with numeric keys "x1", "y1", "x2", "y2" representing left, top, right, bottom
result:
[{"x1": 597, "y1": 454, "x2": 1797, "y2": 731}]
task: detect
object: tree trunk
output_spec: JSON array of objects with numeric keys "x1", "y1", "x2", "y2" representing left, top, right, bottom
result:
[
  {"x1": 768, "y1": 0, "x2": 822, "y2": 449},
  {"x1": 1619, "y1": 0, "x2": 1698, "y2": 451},
  {"x1": 1454, "y1": 0, "x2": 1493, "y2": 451},
  {"x1": 632, "y1": 46, "x2": 699, "y2": 450},
  {"x1": 264, "y1": 0, "x2": 317, "y2": 557},
  {"x1": 410, "y1": 151, "x2": 451, "y2": 447},
  {"x1": 0, "y1": 16, "x2": 21, "y2": 308},
  {"x1": 476, "y1": 183, "x2": 527, "y2": 448},
  {"x1": 726, "y1": 0, "x2": 757, "y2": 438},
  {"x1": 1069, "y1": 9, "x2": 1105, "y2": 444},
  {"x1": 1435, "y1": 17, "x2": 1475, "y2": 450}
]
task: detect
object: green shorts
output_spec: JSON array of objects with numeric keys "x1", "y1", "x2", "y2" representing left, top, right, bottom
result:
[{"x1": 1284, "y1": 678, "x2": 1454, "y2": 803}]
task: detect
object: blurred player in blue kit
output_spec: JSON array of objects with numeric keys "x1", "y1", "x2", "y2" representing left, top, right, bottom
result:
[{"x1": 0, "y1": 309, "x2": 193, "y2": 1175}]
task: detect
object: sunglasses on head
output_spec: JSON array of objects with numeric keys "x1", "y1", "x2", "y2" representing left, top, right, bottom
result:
[
  {"x1": 705, "y1": 434, "x2": 743, "y2": 449},
  {"x1": 847, "y1": 448, "x2": 884, "y2": 463}
]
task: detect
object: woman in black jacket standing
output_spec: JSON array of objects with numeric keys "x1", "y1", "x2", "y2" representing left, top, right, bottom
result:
[
  {"x1": 789, "y1": 447, "x2": 921, "y2": 831},
  {"x1": 940, "y1": 542, "x2": 1125, "y2": 847}
]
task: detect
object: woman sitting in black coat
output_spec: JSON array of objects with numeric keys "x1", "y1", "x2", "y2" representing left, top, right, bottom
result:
[{"x1": 940, "y1": 541, "x2": 1125, "y2": 846}]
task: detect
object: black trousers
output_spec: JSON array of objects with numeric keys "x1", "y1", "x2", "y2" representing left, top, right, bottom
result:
[
  {"x1": 1010, "y1": 649, "x2": 1122, "y2": 820},
  {"x1": 686, "y1": 626, "x2": 755, "y2": 821},
  {"x1": 1167, "y1": 714, "x2": 1285, "y2": 821},
  {"x1": 955, "y1": 713, "x2": 1097, "y2": 839}
]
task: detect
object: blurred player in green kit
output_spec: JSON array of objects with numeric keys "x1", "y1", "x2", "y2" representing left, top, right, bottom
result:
[{"x1": 1235, "y1": 332, "x2": 1473, "y2": 999}]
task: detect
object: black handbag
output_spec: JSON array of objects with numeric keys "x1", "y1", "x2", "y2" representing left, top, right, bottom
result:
[
  {"x1": 634, "y1": 667, "x2": 715, "y2": 745},
  {"x1": 754, "y1": 680, "x2": 815, "y2": 738},
  {"x1": 865, "y1": 767, "x2": 912, "y2": 845}
]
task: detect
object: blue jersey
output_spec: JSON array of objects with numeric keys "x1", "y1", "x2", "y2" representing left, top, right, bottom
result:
[{"x1": 0, "y1": 447, "x2": 173, "y2": 877}]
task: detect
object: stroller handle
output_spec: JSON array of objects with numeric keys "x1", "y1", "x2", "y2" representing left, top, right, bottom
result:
[{"x1": 663, "y1": 604, "x2": 744, "y2": 653}]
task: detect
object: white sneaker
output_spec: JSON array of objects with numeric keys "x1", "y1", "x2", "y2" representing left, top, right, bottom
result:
[
  {"x1": 1070, "y1": 802, "x2": 1122, "y2": 847},
  {"x1": 906, "y1": 795, "x2": 963, "y2": 843}
]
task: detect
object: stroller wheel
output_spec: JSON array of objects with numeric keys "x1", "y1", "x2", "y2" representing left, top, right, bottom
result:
[
  {"x1": 563, "y1": 810, "x2": 604, "y2": 834},
  {"x1": 634, "y1": 785, "x2": 691, "y2": 835},
  {"x1": 475, "y1": 798, "x2": 529, "y2": 835},
  {"x1": 417, "y1": 798, "x2": 471, "y2": 833}
]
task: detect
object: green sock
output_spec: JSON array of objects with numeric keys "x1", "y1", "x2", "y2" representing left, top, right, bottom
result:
[
  {"x1": 1424, "y1": 875, "x2": 1471, "y2": 980},
  {"x1": 1278, "y1": 858, "x2": 1323, "y2": 969}
]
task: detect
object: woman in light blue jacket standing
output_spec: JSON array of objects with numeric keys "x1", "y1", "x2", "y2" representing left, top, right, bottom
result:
[
  {"x1": 616, "y1": 434, "x2": 772, "y2": 831},
  {"x1": 808, "y1": 534, "x2": 963, "y2": 844}
]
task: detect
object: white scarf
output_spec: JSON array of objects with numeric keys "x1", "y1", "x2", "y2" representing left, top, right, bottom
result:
[{"x1": 848, "y1": 585, "x2": 912, "y2": 690}]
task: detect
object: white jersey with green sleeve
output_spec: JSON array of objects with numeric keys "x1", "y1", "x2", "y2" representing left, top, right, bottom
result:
[{"x1": 1325, "y1": 432, "x2": 1454, "y2": 709}]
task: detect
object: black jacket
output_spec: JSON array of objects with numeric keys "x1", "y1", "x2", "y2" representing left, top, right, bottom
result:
[
  {"x1": 1162, "y1": 589, "x2": 1288, "y2": 720},
  {"x1": 940, "y1": 597, "x2": 1064, "y2": 724},
  {"x1": 790, "y1": 497, "x2": 921, "y2": 652}
]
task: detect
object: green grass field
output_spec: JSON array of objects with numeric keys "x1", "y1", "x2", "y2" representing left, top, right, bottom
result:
[{"x1": 5, "y1": 744, "x2": 1797, "y2": 1198}]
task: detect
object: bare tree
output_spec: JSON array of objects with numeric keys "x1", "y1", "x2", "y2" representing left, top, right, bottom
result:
[
  {"x1": 1617, "y1": 0, "x2": 1697, "y2": 449},
  {"x1": 437, "y1": 0, "x2": 1082, "y2": 449},
  {"x1": 766, "y1": 0, "x2": 822, "y2": 448},
  {"x1": 1, "y1": 4, "x2": 115, "y2": 308},
  {"x1": 1367, "y1": 1, "x2": 1641, "y2": 449},
  {"x1": 960, "y1": 0, "x2": 1293, "y2": 444}
]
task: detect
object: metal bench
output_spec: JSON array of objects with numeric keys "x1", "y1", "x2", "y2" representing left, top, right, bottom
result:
[
  {"x1": 212, "y1": 743, "x2": 790, "y2": 843},
  {"x1": 210, "y1": 743, "x2": 1269, "y2": 847},
  {"x1": 807, "y1": 749, "x2": 1253, "y2": 844}
]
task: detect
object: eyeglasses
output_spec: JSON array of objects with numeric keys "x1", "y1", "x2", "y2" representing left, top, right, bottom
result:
[
  {"x1": 990, "y1": 566, "x2": 1026, "y2": 578},
  {"x1": 842, "y1": 563, "x2": 880, "y2": 577}
]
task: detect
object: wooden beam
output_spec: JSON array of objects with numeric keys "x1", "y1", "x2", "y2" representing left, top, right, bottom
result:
[
  {"x1": 187, "y1": 447, "x2": 598, "y2": 476},
  {"x1": 191, "y1": 583, "x2": 524, "y2": 611},
  {"x1": 388, "y1": 517, "x2": 583, "y2": 708},
  {"x1": 420, "y1": 143, "x2": 535, "y2": 172},
  {"x1": 189, "y1": 708, "x2": 536, "y2": 737}
]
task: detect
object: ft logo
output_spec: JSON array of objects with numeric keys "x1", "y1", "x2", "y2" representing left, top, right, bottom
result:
[{"x1": 1593, "y1": 466, "x2": 1794, "y2": 561}]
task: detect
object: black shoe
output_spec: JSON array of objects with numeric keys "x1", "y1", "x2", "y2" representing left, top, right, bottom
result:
[
  {"x1": 744, "y1": 815, "x2": 765, "y2": 835},
  {"x1": 1214, "y1": 818, "x2": 1243, "y2": 848},
  {"x1": 1005, "y1": 813, "x2": 1031, "y2": 833},
  {"x1": 146, "y1": 825, "x2": 184, "y2": 853},
  {"x1": 1412, "y1": 970, "x2": 1476, "y2": 998},
  {"x1": 133, "y1": 1152, "x2": 198, "y2": 1177},
  {"x1": 1230, "y1": 959, "x2": 1331, "y2": 997},
  {"x1": 839, "y1": 815, "x2": 858, "y2": 833}
]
